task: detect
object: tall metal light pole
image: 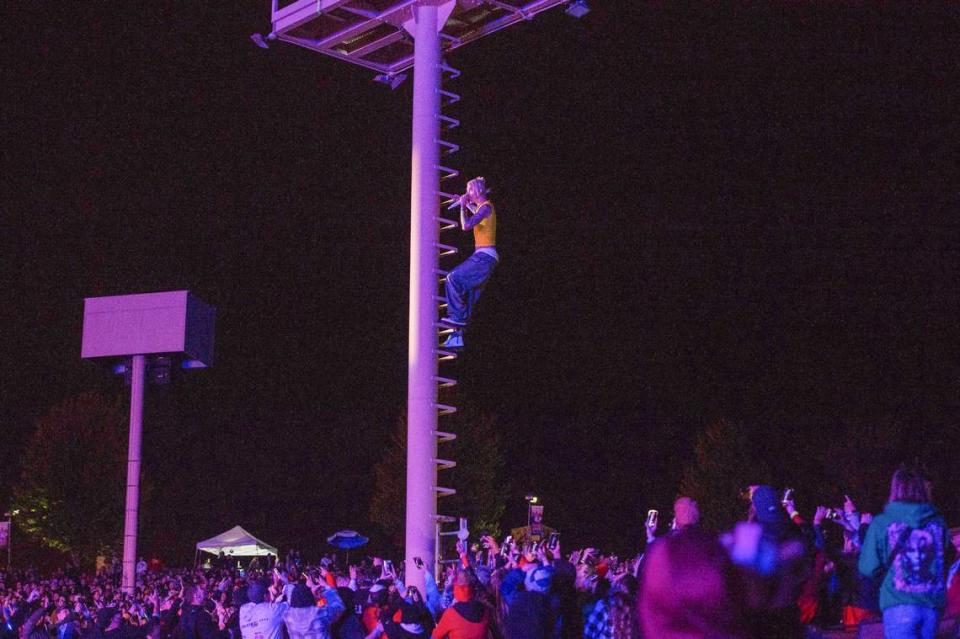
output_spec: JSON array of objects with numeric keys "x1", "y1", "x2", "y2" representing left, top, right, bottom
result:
[
  {"x1": 82, "y1": 291, "x2": 215, "y2": 594},
  {"x1": 405, "y1": 1, "x2": 443, "y2": 591}
]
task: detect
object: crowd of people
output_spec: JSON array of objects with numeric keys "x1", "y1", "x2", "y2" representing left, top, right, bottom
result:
[{"x1": 1, "y1": 467, "x2": 958, "y2": 639}]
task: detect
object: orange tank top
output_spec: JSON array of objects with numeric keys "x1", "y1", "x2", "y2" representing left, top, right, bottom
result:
[{"x1": 472, "y1": 201, "x2": 496, "y2": 248}]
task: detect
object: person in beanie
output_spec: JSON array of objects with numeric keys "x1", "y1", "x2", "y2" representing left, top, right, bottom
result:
[
  {"x1": 431, "y1": 572, "x2": 488, "y2": 639},
  {"x1": 283, "y1": 582, "x2": 345, "y2": 639},
  {"x1": 859, "y1": 466, "x2": 946, "y2": 639},
  {"x1": 749, "y1": 486, "x2": 788, "y2": 532},
  {"x1": 740, "y1": 485, "x2": 809, "y2": 638},
  {"x1": 502, "y1": 565, "x2": 554, "y2": 639}
]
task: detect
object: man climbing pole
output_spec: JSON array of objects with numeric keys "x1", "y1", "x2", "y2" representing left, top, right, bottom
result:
[{"x1": 440, "y1": 176, "x2": 497, "y2": 348}]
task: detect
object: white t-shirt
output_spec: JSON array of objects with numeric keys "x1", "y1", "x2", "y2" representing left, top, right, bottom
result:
[
  {"x1": 240, "y1": 601, "x2": 289, "y2": 639},
  {"x1": 283, "y1": 588, "x2": 345, "y2": 639}
]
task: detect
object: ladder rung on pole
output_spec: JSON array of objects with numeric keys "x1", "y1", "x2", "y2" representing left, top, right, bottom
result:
[
  {"x1": 439, "y1": 63, "x2": 461, "y2": 79},
  {"x1": 433, "y1": 375, "x2": 457, "y2": 388},
  {"x1": 438, "y1": 114, "x2": 460, "y2": 130},
  {"x1": 435, "y1": 216, "x2": 458, "y2": 231},
  {"x1": 437, "y1": 139, "x2": 460, "y2": 155},
  {"x1": 437, "y1": 165, "x2": 460, "y2": 180},
  {"x1": 434, "y1": 430, "x2": 457, "y2": 442},
  {"x1": 434, "y1": 403, "x2": 457, "y2": 415},
  {"x1": 435, "y1": 242, "x2": 458, "y2": 257},
  {"x1": 438, "y1": 89, "x2": 460, "y2": 105},
  {"x1": 435, "y1": 458, "x2": 457, "y2": 470},
  {"x1": 438, "y1": 191, "x2": 460, "y2": 208}
]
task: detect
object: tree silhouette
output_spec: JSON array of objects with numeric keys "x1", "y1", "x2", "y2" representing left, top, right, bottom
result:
[
  {"x1": 12, "y1": 392, "x2": 137, "y2": 563},
  {"x1": 679, "y1": 419, "x2": 769, "y2": 531},
  {"x1": 369, "y1": 403, "x2": 506, "y2": 548}
]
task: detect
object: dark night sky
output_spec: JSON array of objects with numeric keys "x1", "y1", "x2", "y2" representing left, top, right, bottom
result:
[{"x1": 3, "y1": 2, "x2": 960, "y2": 556}]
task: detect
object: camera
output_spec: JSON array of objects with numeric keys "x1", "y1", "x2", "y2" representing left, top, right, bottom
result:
[
  {"x1": 826, "y1": 508, "x2": 843, "y2": 521},
  {"x1": 646, "y1": 509, "x2": 659, "y2": 528}
]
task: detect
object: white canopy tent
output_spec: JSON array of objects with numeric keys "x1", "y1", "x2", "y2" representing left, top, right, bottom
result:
[{"x1": 196, "y1": 526, "x2": 278, "y2": 558}]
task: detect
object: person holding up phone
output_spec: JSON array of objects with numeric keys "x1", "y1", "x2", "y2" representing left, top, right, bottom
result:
[
  {"x1": 644, "y1": 510, "x2": 659, "y2": 545},
  {"x1": 282, "y1": 575, "x2": 345, "y2": 639},
  {"x1": 645, "y1": 497, "x2": 700, "y2": 547},
  {"x1": 239, "y1": 578, "x2": 290, "y2": 639}
]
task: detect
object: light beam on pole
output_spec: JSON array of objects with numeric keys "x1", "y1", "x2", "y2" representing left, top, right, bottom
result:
[{"x1": 121, "y1": 354, "x2": 145, "y2": 594}]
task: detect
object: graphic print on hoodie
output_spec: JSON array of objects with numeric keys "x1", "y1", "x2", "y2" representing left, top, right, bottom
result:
[
  {"x1": 888, "y1": 522, "x2": 944, "y2": 595},
  {"x1": 860, "y1": 500, "x2": 947, "y2": 611}
]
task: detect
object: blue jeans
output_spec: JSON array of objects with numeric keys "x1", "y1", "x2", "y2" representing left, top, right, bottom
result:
[
  {"x1": 882, "y1": 605, "x2": 939, "y2": 639},
  {"x1": 445, "y1": 251, "x2": 497, "y2": 325}
]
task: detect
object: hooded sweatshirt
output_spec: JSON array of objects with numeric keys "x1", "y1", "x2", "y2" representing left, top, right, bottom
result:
[
  {"x1": 503, "y1": 591, "x2": 552, "y2": 639},
  {"x1": 431, "y1": 601, "x2": 487, "y2": 639},
  {"x1": 858, "y1": 501, "x2": 946, "y2": 611}
]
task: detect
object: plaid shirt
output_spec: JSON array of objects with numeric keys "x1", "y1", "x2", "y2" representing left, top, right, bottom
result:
[{"x1": 583, "y1": 598, "x2": 612, "y2": 639}]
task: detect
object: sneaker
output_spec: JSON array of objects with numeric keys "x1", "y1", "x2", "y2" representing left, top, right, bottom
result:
[
  {"x1": 440, "y1": 317, "x2": 467, "y2": 328},
  {"x1": 442, "y1": 331, "x2": 464, "y2": 349}
]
